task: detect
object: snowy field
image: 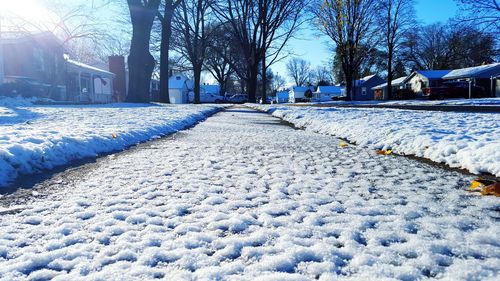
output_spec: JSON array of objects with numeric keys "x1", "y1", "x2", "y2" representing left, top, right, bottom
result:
[
  {"x1": 249, "y1": 104, "x2": 500, "y2": 177},
  {"x1": 0, "y1": 107, "x2": 498, "y2": 280},
  {"x1": 0, "y1": 96, "x2": 224, "y2": 187},
  {"x1": 299, "y1": 97, "x2": 500, "y2": 106}
]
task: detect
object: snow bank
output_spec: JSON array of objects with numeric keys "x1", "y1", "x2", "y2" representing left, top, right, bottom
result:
[
  {"x1": 249, "y1": 104, "x2": 500, "y2": 176},
  {"x1": 0, "y1": 97, "x2": 224, "y2": 187}
]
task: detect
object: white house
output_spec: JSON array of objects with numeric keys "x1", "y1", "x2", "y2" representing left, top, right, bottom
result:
[
  {"x1": 403, "y1": 70, "x2": 451, "y2": 96},
  {"x1": 169, "y1": 73, "x2": 192, "y2": 104},
  {"x1": 288, "y1": 86, "x2": 315, "y2": 103},
  {"x1": 313, "y1": 85, "x2": 344, "y2": 102}
]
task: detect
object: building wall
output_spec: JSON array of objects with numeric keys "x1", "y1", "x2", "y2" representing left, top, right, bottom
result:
[{"x1": 353, "y1": 76, "x2": 385, "y2": 100}]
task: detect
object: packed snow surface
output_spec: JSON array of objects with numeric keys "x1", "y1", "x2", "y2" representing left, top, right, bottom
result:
[
  {"x1": 301, "y1": 97, "x2": 500, "y2": 106},
  {"x1": 0, "y1": 96, "x2": 224, "y2": 187},
  {"x1": 250, "y1": 104, "x2": 500, "y2": 177},
  {"x1": 0, "y1": 107, "x2": 498, "y2": 280}
]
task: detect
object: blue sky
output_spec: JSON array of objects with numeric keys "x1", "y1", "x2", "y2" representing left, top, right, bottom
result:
[{"x1": 272, "y1": 0, "x2": 459, "y2": 82}]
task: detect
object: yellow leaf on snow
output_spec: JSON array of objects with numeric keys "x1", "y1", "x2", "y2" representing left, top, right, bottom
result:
[
  {"x1": 377, "y1": 149, "x2": 393, "y2": 155},
  {"x1": 111, "y1": 133, "x2": 118, "y2": 139},
  {"x1": 468, "y1": 178, "x2": 499, "y2": 196},
  {"x1": 339, "y1": 141, "x2": 348, "y2": 148}
]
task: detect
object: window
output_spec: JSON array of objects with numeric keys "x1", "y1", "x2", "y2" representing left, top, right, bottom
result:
[
  {"x1": 33, "y1": 48, "x2": 45, "y2": 71},
  {"x1": 362, "y1": 87, "x2": 367, "y2": 95}
]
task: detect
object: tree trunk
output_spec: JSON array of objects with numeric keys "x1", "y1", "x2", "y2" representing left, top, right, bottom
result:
[
  {"x1": 247, "y1": 63, "x2": 259, "y2": 103},
  {"x1": 261, "y1": 55, "x2": 267, "y2": 103},
  {"x1": 386, "y1": 48, "x2": 393, "y2": 100},
  {"x1": 193, "y1": 64, "x2": 202, "y2": 104},
  {"x1": 126, "y1": 0, "x2": 159, "y2": 103},
  {"x1": 159, "y1": 4, "x2": 175, "y2": 103},
  {"x1": 127, "y1": 31, "x2": 155, "y2": 103}
]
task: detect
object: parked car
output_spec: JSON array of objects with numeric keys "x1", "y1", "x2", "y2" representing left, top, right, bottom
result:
[
  {"x1": 422, "y1": 81, "x2": 485, "y2": 99},
  {"x1": 227, "y1": 94, "x2": 248, "y2": 103},
  {"x1": 188, "y1": 91, "x2": 224, "y2": 103}
]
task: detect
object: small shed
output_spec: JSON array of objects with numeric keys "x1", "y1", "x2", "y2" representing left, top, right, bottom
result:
[
  {"x1": 372, "y1": 76, "x2": 407, "y2": 100},
  {"x1": 443, "y1": 63, "x2": 500, "y2": 98},
  {"x1": 313, "y1": 85, "x2": 344, "y2": 101},
  {"x1": 403, "y1": 70, "x2": 451, "y2": 96},
  {"x1": 168, "y1": 73, "x2": 191, "y2": 104}
]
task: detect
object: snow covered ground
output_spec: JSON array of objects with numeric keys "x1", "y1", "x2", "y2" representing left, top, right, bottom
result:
[
  {"x1": 249, "y1": 104, "x2": 500, "y2": 177},
  {"x1": 299, "y1": 97, "x2": 500, "y2": 106},
  {"x1": 0, "y1": 107, "x2": 498, "y2": 280},
  {"x1": 0, "y1": 96, "x2": 224, "y2": 188}
]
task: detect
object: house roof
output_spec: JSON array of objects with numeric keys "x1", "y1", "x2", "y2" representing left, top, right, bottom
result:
[
  {"x1": 66, "y1": 59, "x2": 115, "y2": 78},
  {"x1": 372, "y1": 76, "x2": 407, "y2": 90},
  {"x1": 443, "y1": 63, "x2": 500, "y2": 80},
  {"x1": 316, "y1": 86, "x2": 344, "y2": 94},
  {"x1": 415, "y1": 70, "x2": 452, "y2": 79}
]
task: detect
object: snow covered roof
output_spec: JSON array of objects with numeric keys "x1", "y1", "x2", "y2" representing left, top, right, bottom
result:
[
  {"x1": 66, "y1": 59, "x2": 115, "y2": 78},
  {"x1": 443, "y1": 63, "x2": 500, "y2": 80},
  {"x1": 415, "y1": 70, "x2": 452, "y2": 79},
  {"x1": 315, "y1": 86, "x2": 344, "y2": 94},
  {"x1": 372, "y1": 76, "x2": 407, "y2": 90}
]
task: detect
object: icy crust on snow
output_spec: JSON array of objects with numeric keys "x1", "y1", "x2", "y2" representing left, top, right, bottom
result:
[
  {"x1": 0, "y1": 108, "x2": 499, "y2": 280},
  {"x1": 250, "y1": 104, "x2": 500, "y2": 177},
  {"x1": 0, "y1": 97, "x2": 224, "y2": 187}
]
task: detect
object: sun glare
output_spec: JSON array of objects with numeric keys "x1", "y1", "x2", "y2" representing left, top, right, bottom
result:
[{"x1": 1, "y1": 0, "x2": 57, "y2": 30}]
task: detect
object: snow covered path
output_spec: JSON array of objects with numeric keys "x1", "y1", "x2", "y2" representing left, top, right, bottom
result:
[{"x1": 0, "y1": 107, "x2": 499, "y2": 280}]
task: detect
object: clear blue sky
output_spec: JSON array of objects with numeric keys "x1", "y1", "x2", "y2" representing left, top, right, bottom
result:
[{"x1": 273, "y1": 0, "x2": 459, "y2": 83}]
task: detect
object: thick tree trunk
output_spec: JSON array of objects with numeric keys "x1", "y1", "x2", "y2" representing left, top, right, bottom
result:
[
  {"x1": 193, "y1": 65, "x2": 202, "y2": 104},
  {"x1": 159, "y1": 5, "x2": 175, "y2": 103},
  {"x1": 246, "y1": 63, "x2": 259, "y2": 103},
  {"x1": 126, "y1": 0, "x2": 159, "y2": 103},
  {"x1": 127, "y1": 30, "x2": 155, "y2": 103}
]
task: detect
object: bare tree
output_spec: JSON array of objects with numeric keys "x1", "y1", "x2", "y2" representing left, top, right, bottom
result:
[
  {"x1": 379, "y1": 0, "x2": 415, "y2": 99},
  {"x1": 312, "y1": 0, "x2": 380, "y2": 100},
  {"x1": 455, "y1": 0, "x2": 500, "y2": 33},
  {"x1": 212, "y1": 0, "x2": 307, "y2": 103},
  {"x1": 314, "y1": 65, "x2": 334, "y2": 86},
  {"x1": 204, "y1": 24, "x2": 234, "y2": 96},
  {"x1": 127, "y1": 0, "x2": 161, "y2": 103},
  {"x1": 172, "y1": 0, "x2": 213, "y2": 104},
  {"x1": 286, "y1": 58, "x2": 311, "y2": 86},
  {"x1": 157, "y1": 0, "x2": 183, "y2": 103}
]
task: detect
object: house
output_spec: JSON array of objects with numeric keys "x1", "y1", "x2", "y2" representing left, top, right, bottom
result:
[
  {"x1": 442, "y1": 63, "x2": 500, "y2": 97},
  {"x1": 351, "y1": 75, "x2": 385, "y2": 100},
  {"x1": 169, "y1": 73, "x2": 192, "y2": 104},
  {"x1": 0, "y1": 32, "x2": 66, "y2": 99},
  {"x1": 66, "y1": 59, "x2": 115, "y2": 103},
  {"x1": 403, "y1": 70, "x2": 451, "y2": 96},
  {"x1": 288, "y1": 86, "x2": 315, "y2": 103},
  {"x1": 313, "y1": 85, "x2": 344, "y2": 102},
  {"x1": 1, "y1": 32, "x2": 115, "y2": 103},
  {"x1": 372, "y1": 76, "x2": 407, "y2": 100}
]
